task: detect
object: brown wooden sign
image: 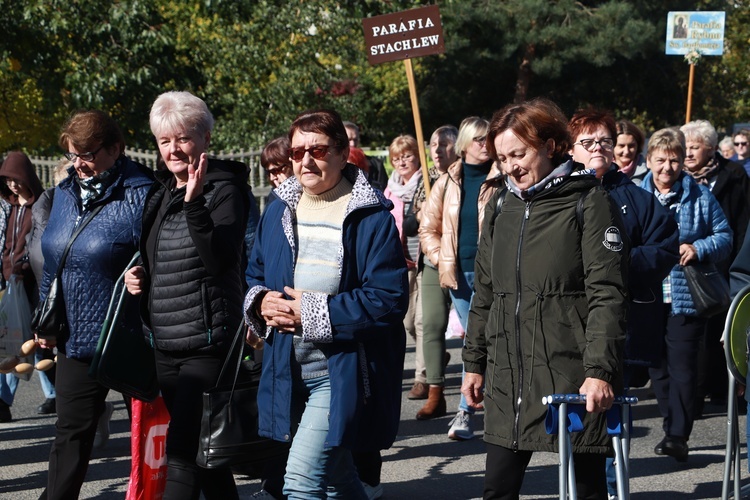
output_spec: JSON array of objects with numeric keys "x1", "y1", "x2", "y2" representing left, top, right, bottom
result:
[{"x1": 362, "y1": 5, "x2": 445, "y2": 66}]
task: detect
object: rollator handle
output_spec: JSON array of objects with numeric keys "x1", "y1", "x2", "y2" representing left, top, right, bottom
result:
[{"x1": 542, "y1": 394, "x2": 638, "y2": 405}]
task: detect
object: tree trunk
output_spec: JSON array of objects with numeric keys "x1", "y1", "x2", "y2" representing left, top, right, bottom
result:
[{"x1": 514, "y1": 43, "x2": 536, "y2": 103}]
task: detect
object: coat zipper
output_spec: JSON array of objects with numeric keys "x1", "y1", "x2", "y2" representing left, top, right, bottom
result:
[{"x1": 512, "y1": 200, "x2": 531, "y2": 450}]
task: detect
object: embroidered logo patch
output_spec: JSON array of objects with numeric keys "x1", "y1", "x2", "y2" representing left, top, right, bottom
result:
[{"x1": 602, "y1": 226, "x2": 623, "y2": 252}]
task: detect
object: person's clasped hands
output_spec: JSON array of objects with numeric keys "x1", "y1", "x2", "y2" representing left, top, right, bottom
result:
[{"x1": 258, "y1": 286, "x2": 303, "y2": 333}]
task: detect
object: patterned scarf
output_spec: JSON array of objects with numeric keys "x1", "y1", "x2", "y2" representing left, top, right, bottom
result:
[
  {"x1": 654, "y1": 180, "x2": 682, "y2": 212},
  {"x1": 387, "y1": 168, "x2": 422, "y2": 203},
  {"x1": 74, "y1": 157, "x2": 122, "y2": 209},
  {"x1": 684, "y1": 154, "x2": 719, "y2": 185}
]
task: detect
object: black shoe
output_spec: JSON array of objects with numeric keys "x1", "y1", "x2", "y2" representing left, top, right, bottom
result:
[
  {"x1": 0, "y1": 400, "x2": 11, "y2": 423},
  {"x1": 654, "y1": 436, "x2": 668, "y2": 455},
  {"x1": 37, "y1": 398, "x2": 56, "y2": 415},
  {"x1": 661, "y1": 436, "x2": 689, "y2": 462}
]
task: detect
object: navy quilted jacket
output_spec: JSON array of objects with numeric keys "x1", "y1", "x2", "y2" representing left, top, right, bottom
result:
[{"x1": 39, "y1": 157, "x2": 153, "y2": 359}]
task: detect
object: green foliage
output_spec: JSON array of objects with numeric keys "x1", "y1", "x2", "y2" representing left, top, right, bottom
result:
[{"x1": 1, "y1": 0, "x2": 748, "y2": 155}]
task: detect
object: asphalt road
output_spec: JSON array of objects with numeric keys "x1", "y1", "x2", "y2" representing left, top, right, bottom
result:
[{"x1": 0, "y1": 335, "x2": 747, "y2": 499}]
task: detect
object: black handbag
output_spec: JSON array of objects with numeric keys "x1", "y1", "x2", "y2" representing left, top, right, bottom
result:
[
  {"x1": 683, "y1": 261, "x2": 731, "y2": 318},
  {"x1": 32, "y1": 205, "x2": 103, "y2": 340},
  {"x1": 196, "y1": 322, "x2": 290, "y2": 469},
  {"x1": 89, "y1": 252, "x2": 159, "y2": 402}
]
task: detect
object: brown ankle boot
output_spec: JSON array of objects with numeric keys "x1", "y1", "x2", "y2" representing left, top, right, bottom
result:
[{"x1": 416, "y1": 386, "x2": 446, "y2": 420}]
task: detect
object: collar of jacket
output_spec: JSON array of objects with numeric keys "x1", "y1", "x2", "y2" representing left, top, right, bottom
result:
[
  {"x1": 445, "y1": 158, "x2": 503, "y2": 186},
  {"x1": 274, "y1": 163, "x2": 392, "y2": 218},
  {"x1": 61, "y1": 156, "x2": 152, "y2": 205}
]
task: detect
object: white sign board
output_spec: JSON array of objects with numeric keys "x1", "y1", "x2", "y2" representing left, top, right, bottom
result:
[{"x1": 666, "y1": 11, "x2": 725, "y2": 56}]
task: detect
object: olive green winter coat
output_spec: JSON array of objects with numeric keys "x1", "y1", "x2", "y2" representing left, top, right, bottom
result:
[{"x1": 463, "y1": 173, "x2": 629, "y2": 454}]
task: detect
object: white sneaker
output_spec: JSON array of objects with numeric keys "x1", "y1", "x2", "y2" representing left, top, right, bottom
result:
[
  {"x1": 93, "y1": 402, "x2": 114, "y2": 449},
  {"x1": 362, "y1": 481, "x2": 383, "y2": 499},
  {"x1": 447, "y1": 410, "x2": 474, "y2": 440}
]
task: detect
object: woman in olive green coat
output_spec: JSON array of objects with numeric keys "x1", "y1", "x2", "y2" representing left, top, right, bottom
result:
[{"x1": 462, "y1": 98, "x2": 629, "y2": 500}]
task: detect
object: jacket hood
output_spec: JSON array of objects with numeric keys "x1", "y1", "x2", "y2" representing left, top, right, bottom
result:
[
  {"x1": 274, "y1": 163, "x2": 393, "y2": 216},
  {"x1": 0, "y1": 151, "x2": 44, "y2": 204}
]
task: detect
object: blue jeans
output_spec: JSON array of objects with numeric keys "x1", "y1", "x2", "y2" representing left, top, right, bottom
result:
[
  {"x1": 0, "y1": 372, "x2": 18, "y2": 406},
  {"x1": 35, "y1": 349, "x2": 56, "y2": 399},
  {"x1": 449, "y1": 271, "x2": 479, "y2": 415},
  {"x1": 284, "y1": 375, "x2": 366, "y2": 499}
]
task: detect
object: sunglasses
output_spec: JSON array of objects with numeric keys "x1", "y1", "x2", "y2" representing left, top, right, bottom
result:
[
  {"x1": 735, "y1": 142, "x2": 748, "y2": 147},
  {"x1": 289, "y1": 145, "x2": 331, "y2": 162},
  {"x1": 266, "y1": 165, "x2": 290, "y2": 177},
  {"x1": 64, "y1": 145, "x2": 104, "y2": 162}
]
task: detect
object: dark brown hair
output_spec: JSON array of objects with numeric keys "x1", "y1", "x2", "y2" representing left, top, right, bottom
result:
[
  {"x1": 615, "y1": 120, "x2": 645, "y2": 153},
  {"x1": 288, "y1": 109, "x2": 349, "y2": 153},
  {"x1": 260, "y1": 136, "x2": 292, "y2": 170},
  {"x1": 569, "y1": 109, "x2": 617, "y2": 142},
  {"x1": 59, "y1": 110, "x2": 125, "y2": 156},
  {"x1": 487, "y1": 98, "x2": 571, "y2": 165}
]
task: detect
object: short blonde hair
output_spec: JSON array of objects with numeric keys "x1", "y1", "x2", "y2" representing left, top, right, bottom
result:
[
  {"x1": 647, "y1": 128, "x2": 686, "y2": 161},
  {"x1": 149, "y1": 91, "x2": 214, "y2": 139},
  {"x1": 388, "y1": 134, "x2": 419, "y2": 162},
  {"x1": 455, "y1": 117, "x2": 489, "y2": 158}
]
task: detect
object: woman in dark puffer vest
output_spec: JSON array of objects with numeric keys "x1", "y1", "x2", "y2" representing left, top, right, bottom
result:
[{"x1": 125, "y1": 91, "x2": 249, "y2": 500}]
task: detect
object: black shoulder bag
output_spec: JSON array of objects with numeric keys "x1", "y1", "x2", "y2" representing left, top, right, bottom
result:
[
  {"x1": 32, "y1": 205, "x2": 103, "y2": 340},
  {"x1": 197, "y1": 322, "x2": 290, "y2": 469}
]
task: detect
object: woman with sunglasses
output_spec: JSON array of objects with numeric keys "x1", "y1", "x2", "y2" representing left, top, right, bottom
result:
[
  {"x1": 36, "y1": 110, "x2": 154, "y2": 499},
  {"x1": 419, "y1": 117, "x2": 503, "y2": 434},
  {"x1": 261, "y1": 136, "x2": 293, "y2": 189},
  {"x1": 244, "y1": 109, "x2": 408, "y2": 498}
]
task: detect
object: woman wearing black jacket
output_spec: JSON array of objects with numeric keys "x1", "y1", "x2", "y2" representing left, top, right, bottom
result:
[{"x1": 125, "y1": 91, "x2": 249, "y2": 499}]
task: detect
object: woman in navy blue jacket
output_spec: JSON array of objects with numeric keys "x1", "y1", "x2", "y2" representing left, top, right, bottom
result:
[
  {"x1": 244, "y1": 109, "x2": 408, "y2": 499},
  {"x1": 36, "y1": 110, "x2": 153, "y2": 499},
  {"x1": 569, "y1": 110, "x2": 680, "y2": 496},
  {"x1": 641, "y1": 127, "x2": 732, "y2": 462}
]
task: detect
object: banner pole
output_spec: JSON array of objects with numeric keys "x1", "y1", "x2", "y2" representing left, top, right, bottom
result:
[
  {"x1": 404, "y1": 58, "x2": 431, "y2": 198},
  {"x1": 686, "y1": 62, "x2": 695, "y2": 124}
]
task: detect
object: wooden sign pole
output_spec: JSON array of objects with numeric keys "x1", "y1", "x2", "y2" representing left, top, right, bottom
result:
[
  {"x1": 404, "y1": 58, "x2": 431, "y2": 198},
  {"x1": 685, "y1": 63, "x2": 695, "y2": 124}
]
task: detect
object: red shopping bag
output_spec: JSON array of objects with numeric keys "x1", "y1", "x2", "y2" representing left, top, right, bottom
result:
[{"x1": 126, "y1": 395, "x2": 170, "y2": 500}]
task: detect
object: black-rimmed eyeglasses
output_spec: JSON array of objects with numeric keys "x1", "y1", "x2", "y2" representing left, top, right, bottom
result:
[{"x1": 64, "y1": 145, "x2": 104, "y2": 162}]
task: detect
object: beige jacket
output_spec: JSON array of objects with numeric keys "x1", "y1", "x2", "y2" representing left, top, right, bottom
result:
[{"x1": 419, "y1": 159, "x2": 503, "y2": 289}]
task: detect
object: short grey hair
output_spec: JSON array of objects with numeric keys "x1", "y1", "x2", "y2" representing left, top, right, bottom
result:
[
  {"x1": 455, "y1": 117, "x2": 489, "y2": 158},
  {"x1": 680, "y1": 120, "x2": 718, "y2": 149},
  {"x1": 149, "y1": 91, "x2": 215, "y2": 139},
  {"x1": 430, "y1": 125, "x2": 458, "y2": 145},
  {"x1": 719, "y1": 136, "x2": 735, "y2": 151}
]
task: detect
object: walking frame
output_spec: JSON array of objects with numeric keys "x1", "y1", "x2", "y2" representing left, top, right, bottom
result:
[
  {"x1": 543, "y1": 394, "x2": 638, "y2": 500},
  {"x1": 722, "y1": 285, "x2": 750, "y2": 499}
]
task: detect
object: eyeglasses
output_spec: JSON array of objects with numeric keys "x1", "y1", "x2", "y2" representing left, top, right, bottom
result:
[
  {"x1": 289, "y1": 145, "x2": 331, "y2": 162},
  {"x1": 266, "y1": 165, "x2": 289, "y2": 177},
  {"x1": 574, "y1": 138, "x2": 614, "y2": 151},
  {"x1": 64, "y1": 145, "x2": 103, "y2": 162},
  {"x1": 735, "y1": 141, "x2": 748, "y2": 147},
  {"x1": 472, "y1": 136, "x2": 487, "y2": 145},
  {"x1": 392, "y1": 154, "x2": 416, "y2": 164}
]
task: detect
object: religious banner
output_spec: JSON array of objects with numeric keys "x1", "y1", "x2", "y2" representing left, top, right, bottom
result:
[{"x1": 666, "y1": 11, "x2": 726, "y2": 56}]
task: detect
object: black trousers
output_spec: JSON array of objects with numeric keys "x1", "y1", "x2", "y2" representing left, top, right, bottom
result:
[
  {"x1": 649, "y1": 309, "x2": 707, "y2": 439},
  {"x1": 40, "y1": 352, "x2": 109, "y2": 500},
  {"x1": 484, "y1": 443, "x2": 607, "y2": 499},
  {"x1": 154, "y1": 348, "x2": 239, "y2": 500}
]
